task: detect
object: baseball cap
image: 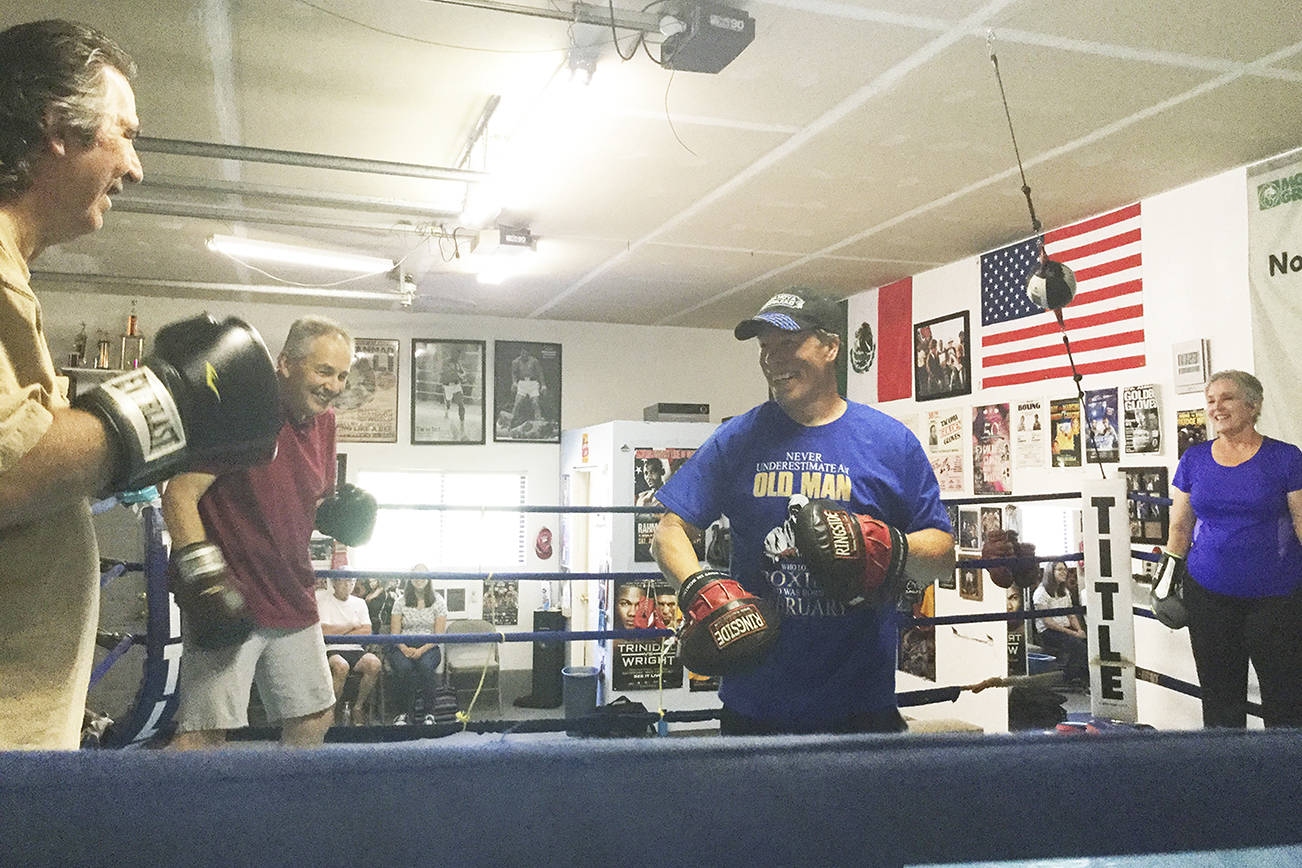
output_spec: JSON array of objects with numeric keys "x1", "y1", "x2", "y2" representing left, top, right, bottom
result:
[{"x1": 734, "y1": 287, "x2": 842, "y2": 340}]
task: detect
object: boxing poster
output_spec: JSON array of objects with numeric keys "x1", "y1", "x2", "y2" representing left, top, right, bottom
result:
[
  {"x1": 1122, "y1": 384, "x2": 1162, "y2": 455},
  {"x1": 925, "y1": 409, "x2": 964, "y2": 493},
  {"x1": 633, "y1": 447, "x2": 703, "y2": 562},
  {"x1": 972, "y1": 403, "x2": 1011, "y2": 494},
  {"x1": 1177, "y1": 408, "x2": 1209, "y2": 457},
  {"x1": 1084, "y1": 388, "x2": 1121, "y2": 463},
  {"x1": 1049, "y1": 397, "x2": 1082, "y2": 467},
  {"x1": 411, "y1": 339, "x2": 486, "y2": 444},
  {"x1": 334, "y1": 338, "x2": 399, "y2": 443},
  {"x1": 898, "y1": 583, "x2": 936, "y2": 682},
  {"x1": 1006, "y1": 585, "x2": 1028, "y2": 678},
  {"x1": 483, "y1": 579, "x2": 519, "y2": 626},
  {"x1": 610, "y1": 579, "x2": 683, "y2": 690},
  {"x1": 1248, "y1": 150, "x2": 1302, "y2": 448},
  {"x1": 1012, "y1": 399, "x2": 1048, "y2": 469},
  {"x1": 493, "y1": 340, "x2": 561, "y2": 443}
]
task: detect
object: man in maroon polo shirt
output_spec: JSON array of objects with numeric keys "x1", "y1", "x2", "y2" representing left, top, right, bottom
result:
[{"x1": 163, "y1": 316, "x2": 353, "y2": 748}]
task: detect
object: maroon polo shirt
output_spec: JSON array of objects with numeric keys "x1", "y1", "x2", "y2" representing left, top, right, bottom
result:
[{"x1": 198, "y1": 408, "x2": 336, "y2": 629}]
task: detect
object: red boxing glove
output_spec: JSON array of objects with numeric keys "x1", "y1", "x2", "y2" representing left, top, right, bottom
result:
[
  {"x1": 793, "y1": 500, "x2": 908, "y2": 608},
  {"x1": 676, "y1": 570, "x2": 780, "y2": 676},
  {"x1": 981, "y1": 529, "x2": 1038, "y2": 589}
]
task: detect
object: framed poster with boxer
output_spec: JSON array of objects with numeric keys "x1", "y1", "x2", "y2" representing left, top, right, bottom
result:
[
  {"x1": 493, "y1": 340, "x2": 562, "y2": 443},
  {"x1": 334, "y1": 338, "x2": 400, "y2": 443},
  {"x1": 913, "y1": 310, "x2": 970, "y2": 401},
  {"x1": 410, "y1": 339, "x2": 486, "y2": 445}
]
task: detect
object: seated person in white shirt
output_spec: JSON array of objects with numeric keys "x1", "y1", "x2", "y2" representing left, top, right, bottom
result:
[
  {"x1": 1032, "y1": 562, "x2": 1088, "y2": 687},
  {"x1": 315, "y1": 576, "x2": 382, "y2": 725}
]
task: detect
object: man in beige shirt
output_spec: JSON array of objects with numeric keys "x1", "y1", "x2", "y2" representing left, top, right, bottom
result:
[{"x1": 0, "y1": 20, "x2": 144, "y2": 749}]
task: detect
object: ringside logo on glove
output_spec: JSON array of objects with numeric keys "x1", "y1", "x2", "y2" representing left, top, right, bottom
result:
[
  {"x1": 676, "y1": 570, "x2": 780, "y2": 676},
  {"x1": 708, "y1": 603, "x2": 771, "y2": 650}
]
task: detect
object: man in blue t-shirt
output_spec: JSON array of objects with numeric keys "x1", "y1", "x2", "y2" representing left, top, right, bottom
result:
[{"x1": 652, "y1": 287, "x2": 955, "y2": 734}]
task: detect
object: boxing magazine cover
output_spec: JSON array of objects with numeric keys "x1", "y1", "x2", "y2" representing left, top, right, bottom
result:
[
  {"x1": 633, "y1": 447, "x2": 704, "y2": 562},
  {"x1": 972, "y1": 403, "x2": 1012, "y2": 494},
  {"x1": 1122, "y1": 384, "x2": 1162, "y2": 454},
  {"x1": 1012, "y1": 400, "x2": 1047, "y2": 469},
  {"x1": 1177, "y1": 407, "x2": 1209, "y2": 457},
  {"x1": 334, "y1": 337, "x2": 399, "y2": 443},
  {"x1": 1049, "y1": 397, "x2": 1082, "y2": 467},
  {"x1": 1084, "y1": 387, "x2": 1121, "y2": 463}
]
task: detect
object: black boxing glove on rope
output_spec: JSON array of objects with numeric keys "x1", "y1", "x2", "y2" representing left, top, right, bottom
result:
[
  {"x1": 1150, "y1": 550, "x2": 1189, "y2": 630},
  {"x1": 676, "y1": 570, "x2": 781, "y2": 677},
  {"x1": 793, "y1": 499, "x2": 909, "y2": 609},
  {"x1": 74, "y1": 314, "x2": 280, "y2": 492},
  {"x1": 169, "y1": 542, "x2": 255, "y2": 650},
  {"x1": 315, "y1": 483, "x2": 378, "y2": 547}
]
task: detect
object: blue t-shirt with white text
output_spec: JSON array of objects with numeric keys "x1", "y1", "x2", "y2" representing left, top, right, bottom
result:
[{"x1": 655, "y1": 400, "x2": 952, "y2": 727}]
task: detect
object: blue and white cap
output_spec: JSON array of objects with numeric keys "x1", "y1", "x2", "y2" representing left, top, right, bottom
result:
[{"x1": 734, "y1": 287, "x2": 843, "y2": 340}]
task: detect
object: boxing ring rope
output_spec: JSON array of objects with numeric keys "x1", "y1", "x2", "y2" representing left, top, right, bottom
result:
[{"x1": 89, "y1": 485, "x2": 1213, "y2": 747}]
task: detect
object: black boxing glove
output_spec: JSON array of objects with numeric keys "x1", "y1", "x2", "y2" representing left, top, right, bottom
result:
[
  {"x1": 75, "y1": 314, "x2": 280, "y2": 492},
  {"x1": 169, "y1": 542, "x2": 255, "y2": 649},
  {"x1": 676, "y1": 570, "x2": 780, "y2": 676},
  {"x1": 981, "y1": 529, "x2": 1039, "y2": 589},
  {"x1": 315, "y1": 483, "x2": 378, "y2": 547},
  {"x1": 1150, "y1": 551, "x2": 1189, "y2": 630},
  {"x1": 793, "y1": 499, "x2": 908, "y2": 608}
]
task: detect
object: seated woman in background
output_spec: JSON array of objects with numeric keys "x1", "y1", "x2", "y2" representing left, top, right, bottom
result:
[
  {"x1": 388, "y1": 569, "x2": 448, "y2": 725},
  {"x1": 1033, "y1": 561, "x2": 1088, "y2": 689}
]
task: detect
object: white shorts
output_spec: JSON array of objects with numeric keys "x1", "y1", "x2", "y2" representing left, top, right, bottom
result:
[
  {"x1": 174, "y1": 624, "x2": 335, "y2": 732},
  {"x1": 444, "y1": 383, "x2": 463, "y2": 400},
  {"x1": 516, "y1": 379, "x2": 541, "y2": 399}
]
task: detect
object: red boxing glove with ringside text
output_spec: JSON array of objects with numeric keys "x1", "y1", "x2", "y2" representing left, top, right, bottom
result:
[{"x1": 676, "y1": 570, "x2": 780, "y2": 676}]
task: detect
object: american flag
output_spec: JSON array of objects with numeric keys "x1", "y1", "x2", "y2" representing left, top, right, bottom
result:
[{"x1": 980, "y1": 202, "x2": 1143, "y2": 389}]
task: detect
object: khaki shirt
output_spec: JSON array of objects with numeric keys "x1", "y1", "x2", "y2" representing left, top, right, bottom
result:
[{"x1": 0, "y1": 214, "x2": 100, "y2": 750}]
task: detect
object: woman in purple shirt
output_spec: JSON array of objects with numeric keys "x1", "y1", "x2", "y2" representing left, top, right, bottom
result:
[{"x1": 1166, "y1": 370, "x2": 1302, "y2": 728}]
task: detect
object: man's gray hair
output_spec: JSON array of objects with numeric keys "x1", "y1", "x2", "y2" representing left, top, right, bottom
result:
[
  {"x1": 0, "y1": 20, "x2": 136, "y2": 199},
  {"x1": 281, "y1": 316, "x2": 353, "y2": 362}
]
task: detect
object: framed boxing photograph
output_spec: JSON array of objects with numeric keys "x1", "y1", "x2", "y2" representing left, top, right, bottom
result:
[
  {"x1": 410, "y1": 339, "x2": 486, "y2": 445},
  {"x1": 958, "y1": 564, "x2": 983, "y2": 602},
  {"x1": 334, "y1": 337, "x2": 400, "y2": 443},
  {"x1": 1123, "y1": 466, "x2": 1170, "y2": 545},
  {"x1": 913, "y1": 311, "x2": 971, "y2": 402},
  {"x1": 493, "y1": 340, "x2": 562, "y2": 443},
  {"x1": 958, "y1": 506, "x2": 980, "y2": 552}
]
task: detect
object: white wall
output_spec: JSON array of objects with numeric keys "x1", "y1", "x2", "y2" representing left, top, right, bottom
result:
[
  {"x1": 872, "y1": 166, "x2": 1266, "y2": 730},
  {"x1": 42, "y1": 287, "x2": 765, "y2": 671}
]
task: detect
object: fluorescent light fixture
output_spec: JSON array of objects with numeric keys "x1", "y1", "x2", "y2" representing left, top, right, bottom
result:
[{"x1": 206, "y1": 234, "x2": 395, "y2": 274}]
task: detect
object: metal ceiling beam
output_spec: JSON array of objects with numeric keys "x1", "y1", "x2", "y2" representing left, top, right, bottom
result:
[
  {"x1": 32, "y1": 271, "x2": 407, "y2": 302},
  {"x1": 130, "y1": 174, "x2": 461, "y2": 218},
  {"x1": 135, "y1": 137, "x2": 488, "y2": 183},
  {"x1": 421, "y1": 0, "x2": 664, "y2": 33},
  {"x1": 112, "y1": 198, "x2": 447, "y2": 235}
]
